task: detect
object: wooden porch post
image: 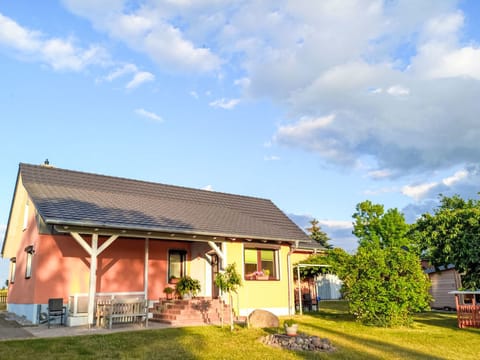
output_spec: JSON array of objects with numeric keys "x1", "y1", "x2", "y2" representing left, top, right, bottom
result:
[
  {"x1": 70, "y1": 232, "x2": 119, "y2": 327},
  {"x1": 87, "y1": 234, "x2": 98, "y2": 327},
  {"x1": 207, "y1": 241, "x2": 225, "y2": 269},
  {"x1": 144, "y1": 237, "x2": 149, "y2": 327}
]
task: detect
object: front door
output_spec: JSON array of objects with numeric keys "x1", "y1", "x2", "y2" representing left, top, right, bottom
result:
[{"x1": 211, "y1": 254, "x2": 220, "y2": 298}]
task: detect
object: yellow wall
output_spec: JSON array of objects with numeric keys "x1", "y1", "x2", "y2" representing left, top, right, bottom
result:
[
  {"x1": 225, "y1": 242, "x2": 292, "y2": 316},
  {"x1": 290, "y1": 250, "x2": 316, "y2": 265},
  {"x1": 3, "y1": 175, "x2": 29, "y2": 258}
]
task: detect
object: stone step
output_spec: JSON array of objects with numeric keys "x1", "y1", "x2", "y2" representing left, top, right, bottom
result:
[{"x1": 150, "y1": 298, "x2": 232, "y2": 326}]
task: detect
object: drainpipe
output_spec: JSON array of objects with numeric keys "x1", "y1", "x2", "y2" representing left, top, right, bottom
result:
[
  {"x1": 287, "y1": 242, "x2": 298, "y2": 316},
  {"x1": 207, "y1": 241, "x2": 225, "y2": 269}
]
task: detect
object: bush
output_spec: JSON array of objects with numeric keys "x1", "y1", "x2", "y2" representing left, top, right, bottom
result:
[{"x1": 343, "y1": 246, "x2": 431, "y2": 327}]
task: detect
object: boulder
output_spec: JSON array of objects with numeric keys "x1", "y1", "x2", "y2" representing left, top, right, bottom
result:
[{"x1": 248, "y1": 309, "x2": 279, "y2": 328}]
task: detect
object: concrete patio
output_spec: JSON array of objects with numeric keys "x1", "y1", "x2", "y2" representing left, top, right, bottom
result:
[{"x1": 0, "y1": 311, "x2": 172, "y2": 341}]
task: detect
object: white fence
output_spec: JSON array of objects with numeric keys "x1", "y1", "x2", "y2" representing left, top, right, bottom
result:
[{"x1": 317, "y1": 274, "x2": 342, "y2": 300}]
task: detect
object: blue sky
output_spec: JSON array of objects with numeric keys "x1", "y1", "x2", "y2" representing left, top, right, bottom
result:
[{"x1": 1, "y1": 0, "x2": 480, "y2": 283}]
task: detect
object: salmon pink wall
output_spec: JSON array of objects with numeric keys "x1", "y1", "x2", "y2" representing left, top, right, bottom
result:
[
  {"x1": 7, "y1": 208, "x2": 40, "y2": 304},
  {"x1": 147, "y1": 240, "x2": 190, "y2": 300},
  {"x1": 8, "y1": 214, "x2": 193, "y2": 304},
  {"x1": 98, "y1": 238, "x2": 146, "y2": 293}
]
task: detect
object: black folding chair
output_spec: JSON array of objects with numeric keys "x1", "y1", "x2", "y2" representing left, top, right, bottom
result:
[
  {"x1": 302, "y1": 293, "x2": 313, "y2": 312},
  {"x1": 47, "y1": 298, "x2": 66, "y2": 328}
]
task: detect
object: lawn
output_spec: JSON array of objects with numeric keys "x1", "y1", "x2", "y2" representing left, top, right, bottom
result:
[{"x1": 0, "y1": 301, "x2": 478, "y2": 359}]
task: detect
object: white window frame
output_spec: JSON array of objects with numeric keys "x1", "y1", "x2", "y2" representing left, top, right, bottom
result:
[
  {"x1": 10, "y1": 258, "x2": 16, "y2": 284},
  {"x1": 22, "y1": 201, "x2": 29, "y2": 230},
  {"x1": 243, "y1": 244, "x2": 280, "y2": 281}
]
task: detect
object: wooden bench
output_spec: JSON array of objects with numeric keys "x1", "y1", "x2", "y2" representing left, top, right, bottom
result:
[
  {"x1": 450, "y1": 290, "x2": 480, "y2": 328},
  {"x1": 97, "y1": 298, "x2": 148, "y2": 329},
  {"x1": 457, "y1": 304, "x2": 480, "y2": 328}
]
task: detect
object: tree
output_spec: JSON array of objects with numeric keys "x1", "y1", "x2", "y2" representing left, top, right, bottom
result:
[
  {"x1": 343, "y1": 201, "x2": 431, "y2": 326},
  {"x1": 353, "y1": 201, "x2": 410, "y2": 249},
  {"x1": 307, "y1": 218, "x2": 332, "y2": 248},
  {"x1": 215, "y1": 263, "x2": 242, "y2": 330},
  {"x1": 412, "y1": 195, "x2": 480, "y2": 290}
]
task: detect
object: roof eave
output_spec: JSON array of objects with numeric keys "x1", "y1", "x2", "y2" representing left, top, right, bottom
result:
[
  {"x1": 46, "y1": 218, "x2": 308, "y2": 244},
  {"x1": 1, "y1": 166, "x2": 22, "y2": 258}
]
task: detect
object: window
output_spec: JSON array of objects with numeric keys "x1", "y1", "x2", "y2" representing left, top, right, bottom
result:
[
  {"x1": 22, "y1": 201, "x2": 29, "y2": 230},
  {"x1": 244, "y1": 247, "x2": 278, "y2": 280},
  {"x1": 25, "y1": 246, "x2": 34, "y2": 279},
  {"x1": 168, "y1": 250, "x2": 186, "y2": 283},
  {"x1": 9, "y1": 258, "x2": 16, "y2": 284}
]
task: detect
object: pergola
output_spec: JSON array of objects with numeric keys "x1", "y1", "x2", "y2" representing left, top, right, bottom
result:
[{"x1": 293, "y1": 264, "x2": 330, "y2": 315}]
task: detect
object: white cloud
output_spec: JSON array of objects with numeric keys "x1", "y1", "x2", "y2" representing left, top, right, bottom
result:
[
  {"x1": 48, "y1": 1, "x2": 480, "y2": 179},
  {"x1": 264, "y1": 155, "x2": 280, "y2": 161},
  {"x1": 135, "y1": 108, "x2": 163, "y2": 122},
  {"x1": 367, "y1": 169, "x2": 393, "y2": 179},
  {"x1": 190, "y1": 91, "x2": 199, "y2": 99},
  {"x1": 209, "y1": 98, "x2": 240, "y2": 109},
  {"x1": 126, "y1": 71, "x2": 155, "y2": 89},
  {"x1": 278, "y1": 115, "x2": 334, "y2": 138},
  {"x1": 61, "y1": 1, "x2": 221, "y2": 73},
  {"x1": 234, "y1": 77, "x2": 251, "y2": 89},
  {"x1": 442, "y1": 169, "x2": 468, "y2": 186},
  {"x1": 423, "y1": 12, "x2": 464, "y2": 40},
  {"x1": 104, "y1": 63, "x2": 138, "y2": 82},
  {"x1": 288, "y1": 213, "x2": 357, "y2": 251},
  {"x1": 318, "y1": 220, "x2": 352, "y2": 230},
  {"x1": 0, "y1": 13, "x2": 107, "y2": 71},
  {"x1": 0, "y1": 13, "x2": 41, "y2": 51},
  {"x1": 386, "y1": 85, "x2": 410, "y2": 96},
  {"x1": 202, "y1": 185, "x2": 213, "y2": 191},
  {"x1": 402, "y1": 182, "x2": 438, "y2": 201},
  {"x1": 101, "y1": 64, "x2": 154, "y2": 89}
]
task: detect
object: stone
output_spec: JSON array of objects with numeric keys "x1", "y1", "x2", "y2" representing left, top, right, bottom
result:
[
  {"x1": 248, "y1": 309, "x2": 280, "y2": 328},
  {"x1": 260, "y1": 333, "x2": 336, "y2": 353}
]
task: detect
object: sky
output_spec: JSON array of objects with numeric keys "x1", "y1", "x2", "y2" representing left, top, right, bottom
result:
[{"x1": 1, "y1": 0, "x2": 480, "y2": 283}]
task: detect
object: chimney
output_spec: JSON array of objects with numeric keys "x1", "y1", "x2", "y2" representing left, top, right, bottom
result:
[{"x1": 41, "y1": 159, "x2": 53, "y2": 167}]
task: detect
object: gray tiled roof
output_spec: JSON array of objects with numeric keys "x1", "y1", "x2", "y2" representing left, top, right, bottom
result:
[{"x1": 20, "y1": 163, "x2": 310, "y2": 242}]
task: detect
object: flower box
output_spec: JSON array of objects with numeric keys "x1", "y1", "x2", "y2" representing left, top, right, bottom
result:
[{"x1": 255, "y1": 275, "x2": 269, "y2": 280}]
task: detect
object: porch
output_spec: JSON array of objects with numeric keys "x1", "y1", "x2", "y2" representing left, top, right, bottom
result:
[{"x1": 68, "y1": 292, "x2": 232, "y2": 328}]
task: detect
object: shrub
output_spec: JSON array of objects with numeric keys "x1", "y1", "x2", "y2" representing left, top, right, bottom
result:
[
  {"x1": 343, "y1": 245, "x2": 431, "y2": 327},
  {"x1": 175, "y1": 276, "x2": 201, "y2": 297}
]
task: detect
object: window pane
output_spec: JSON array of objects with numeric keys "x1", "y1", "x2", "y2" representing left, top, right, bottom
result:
[
  {"x1": 261, "y1": 250, "x2": 275, "y2": 278},
  {"x1": 25, "y1": 252, "x2": 32, "y2": 279},
  {"x1": 245, "y1": 263, "x2": 257, "y2": 274},
  {"x1": 260, "y1": 250, "x2": 273, "y2": 261},
  {"x1": 10, "y1": 259, "x2": 16, "y2": 284},
  {"x1": 168, "y1": 251, "x2": 185, "y2": 280},
  {"x1": 244, "y1": 249, "x2": 257, "y2": 264}
]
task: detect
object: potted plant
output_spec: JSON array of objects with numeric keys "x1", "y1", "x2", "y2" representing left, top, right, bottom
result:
[
  {"x1": 254, "y1": 269, "x2": 270, "y2": 280},
  {"x1": 175, "y1": 276, "x2": 201, "y2": 299},
  {"x1": 163, "y1": 286, "x2": 175, "y2": 300},
  {"x1": 284, "y1": 318, "x2": 298, "y2": 336}
]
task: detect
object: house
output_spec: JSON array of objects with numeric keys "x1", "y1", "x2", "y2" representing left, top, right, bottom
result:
[
  {"x1": 2, "y1": 163, "x2": 312, "y2": 326},
  {"x1": 422, "y1": 261, "x2": 462, "y2": 310}
]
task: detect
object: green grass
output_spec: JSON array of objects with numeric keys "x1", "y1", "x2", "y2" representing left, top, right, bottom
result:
[{"x1": 0, "y1": 301, "x2": 478, "y2": 359}]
